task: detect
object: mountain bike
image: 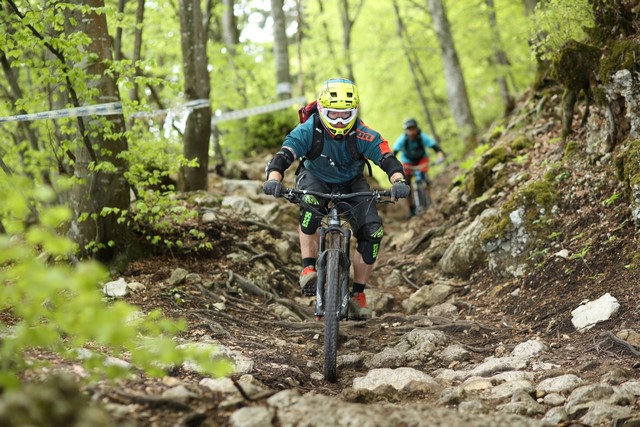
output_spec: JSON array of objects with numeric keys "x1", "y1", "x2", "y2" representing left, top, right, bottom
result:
[
  {"x1": 405, "y1": 163, "x2": 432, "y2": 215},
  {"x1": 281, "y1": 188, "x2": 392, "y2": 382},
  {"x1": 405, "y1": 158, "x2": 444, "y2": 215}
]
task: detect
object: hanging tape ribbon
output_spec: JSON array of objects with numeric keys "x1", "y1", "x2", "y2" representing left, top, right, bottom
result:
[
  {"x1": 0, "y1": 97, "x2": 306, "y2": 124},
  {"x1": 0, "y1": 102, "x2": 123, "y2": 123}
]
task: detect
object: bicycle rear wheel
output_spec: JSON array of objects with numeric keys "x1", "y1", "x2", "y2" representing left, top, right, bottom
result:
[{"x1": 323, "y1": 233, "x2": 341, "y2": 382}]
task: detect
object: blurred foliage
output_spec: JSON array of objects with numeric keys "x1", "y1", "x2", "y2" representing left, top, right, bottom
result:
[{"x1": 0, "y1": 176, "x2": 232, "y2": 389}]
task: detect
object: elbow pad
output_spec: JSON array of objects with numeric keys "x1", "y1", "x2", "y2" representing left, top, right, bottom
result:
[
  {"x1": 265, "y1": 149, "x2": 295, "y2": 178},
  {"x1": 379, "y1": 152, "x2": 405, "y2": 179}
]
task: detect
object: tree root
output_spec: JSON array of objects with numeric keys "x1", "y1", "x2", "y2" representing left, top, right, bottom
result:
[
  {"x1": 400, "y1": 272, "x2": 420, "y2": 290},
  {"x1": 240, "y1": 219, "x2": 284, "y2": 235},
  {"x1": 599, "y1": 331, "x2": 640, "y2": 357},
  {"x1": 249, "y1": 252, "x2": 298, "y2": 284},
  {"x1": 108, "y1": 388, "x2": 195, "y2": 411},
  {"x1": 226, "y1": 270, "x2": 269, "y2": 297}
]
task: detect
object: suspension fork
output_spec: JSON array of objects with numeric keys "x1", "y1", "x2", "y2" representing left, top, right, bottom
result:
[{"x1": 315, "y1": 207, "x2": 352, "y2": 318}]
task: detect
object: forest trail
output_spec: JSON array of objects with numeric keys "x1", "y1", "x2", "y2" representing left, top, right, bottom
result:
[
  {"x1": 8, "y1": 93, "x2": 640, "y2": 427},
  {"x1": 96, "y1": 138, "x2": 640, "y2": 426}
]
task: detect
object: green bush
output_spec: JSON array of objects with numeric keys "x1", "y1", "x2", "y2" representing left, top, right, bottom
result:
[
  {"x1": 0, "y1": 177, "x2": 231, "y2": 389},
  {"x1": 245, "y1": 109, "x2": 298, "y2": 154}
]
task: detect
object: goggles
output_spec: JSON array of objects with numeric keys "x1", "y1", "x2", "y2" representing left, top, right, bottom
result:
[{"x1": 319, "y1": 106, "x2": 358, "y2": 126}]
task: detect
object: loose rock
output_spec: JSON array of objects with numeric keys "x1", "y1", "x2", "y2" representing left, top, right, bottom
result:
[
  {"x1": 570, "y1": 293, "x2": 620, "y2": 331},
  {"x1": 353, "y1": 367, "x2": 439, "y2": 392},
  {"x1": 168, "y1": 268, "x2": 188, "y2": 286},
  {"x1": 102, "y1": 278, "x2": 128, "y2": 297}
]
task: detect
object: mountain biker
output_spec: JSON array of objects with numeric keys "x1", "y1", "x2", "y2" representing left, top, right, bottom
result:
[
  {"x1": 393, "y1": 118, "x2": 445, "y2": 218},
  {"x1": 262, "y1": 78, "x2": 410, "y2": 319}
]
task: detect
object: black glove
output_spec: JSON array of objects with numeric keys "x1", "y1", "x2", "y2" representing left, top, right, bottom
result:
[
  {"x1": 391, "y1": 178, "x2": 410, "y2": 199},
  {"x1": 263, "y1": 179, "x2": 283, "y2": 197}
]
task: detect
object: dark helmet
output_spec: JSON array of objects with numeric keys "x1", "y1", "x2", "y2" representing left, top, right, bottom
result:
[{"x1": 403, "y1": 118, "x2": 418, "y2": 130}]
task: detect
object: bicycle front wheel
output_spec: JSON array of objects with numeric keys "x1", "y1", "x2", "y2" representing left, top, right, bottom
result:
[
  {"x1": 416, "y1": 181, "x2": 431, "y2": 211},
  {"x1": 323, "y1": 233, "x2": 341, "y2": 382}
]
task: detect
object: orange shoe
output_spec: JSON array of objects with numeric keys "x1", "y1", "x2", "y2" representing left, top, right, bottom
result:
[
  {"x1": 299, "y1": 266, "x2": 317, "y2": 296},
  {"x1": 349, "y1": 292, "x2": 371, "y2": 320}
]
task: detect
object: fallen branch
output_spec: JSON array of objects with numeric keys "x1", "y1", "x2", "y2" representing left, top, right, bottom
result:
[
  {"x1": 461, "y1": 344, "x2": 496, "y2": 353},
  {"x1": 108, "y1": 389, "x2": 193, "y2": 411},
  {"x1": 226, "y1": 270, "x2": 268, "y2": 297},
  {"x1": 240, "y1": 219, "x2": 283, "y2": 235},
  {"x1": 249, "y1": 252, "x2": 298, "y2": 284},
  {"x1": 600, "y1": 331, "x2": 640, "y2": 357},
  {"x1": 400, "y1": 272, "x2": 420, "y2": 290},
  {"x1": 273, "y1": 320, "x2": 323, "y2": 329},
  {"x1": 229, "y1": 378, "x2": 278, "y2": 402},
  {"x1": 192, "y1": 308, "x2": 255, "y2": 330},
  {"x1": 191, "y1": 317, "x2": 231, "y2": 338},
  {"x1": 272, "y1": 297, "x2": 314, "y2": 321}
]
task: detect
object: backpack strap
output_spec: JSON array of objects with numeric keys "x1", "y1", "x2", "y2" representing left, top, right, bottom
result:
[
  {"x1": 346, "y1": 129, "x2": 372, "y2": 176},
  {"x1": 303, "y1": 115, "x2": 372, "y2": 176},
  {"x1": 305, "y1": 114, "x2": 325, "y2": 160}
]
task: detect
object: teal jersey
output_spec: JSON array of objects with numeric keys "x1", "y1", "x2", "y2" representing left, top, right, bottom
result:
[
  {"x1": 393, "y1": 131, "x2": 437, "y2": 163},
  {"x1": 283, "y1": 114, "x2": 393, "y2": 184}
]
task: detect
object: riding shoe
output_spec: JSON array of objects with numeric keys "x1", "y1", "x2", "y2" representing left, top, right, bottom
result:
[
  {"x1": 349, "y1": 292, "x2": 371, "y2": 320},
  {"x1": 299, "y1": 266, "x2": 317, "y2": 296}
]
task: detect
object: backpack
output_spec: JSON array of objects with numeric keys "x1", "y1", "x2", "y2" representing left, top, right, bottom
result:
[
  {"x1": 297, "y1": 101, "x2": 372, "y2": 175},
  {"x1": 403, "y1": 133, "x2": 426, "y2": 162}
]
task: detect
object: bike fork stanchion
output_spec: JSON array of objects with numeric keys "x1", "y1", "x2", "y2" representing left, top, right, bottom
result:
[
  {"x1": 339, "y1": 228, "x2": 351, "y2": 319},
  {"x1": 315, "y1": 228, "x2": 327, "y2": 317}
]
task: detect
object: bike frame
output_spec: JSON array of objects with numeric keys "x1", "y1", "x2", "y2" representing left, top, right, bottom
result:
[
  {"x1": 316, "y1": 209, "x2": 351, "y2": 319},
  {"x1": 282, "y1": 189, "x2": 390, "y2": 319},
  {"x1": 404, "y1": 163, "x2": 431, "y2": 213},
  {"x1": 281, "y1": 188, "x2": 391, "y2": 381}
]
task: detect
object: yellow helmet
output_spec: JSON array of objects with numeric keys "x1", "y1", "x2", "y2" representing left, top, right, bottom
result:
[{"x1": 316, "y1": 78, "x2": 360, "y2": 137}]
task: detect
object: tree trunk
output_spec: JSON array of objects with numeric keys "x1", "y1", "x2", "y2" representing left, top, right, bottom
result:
[
  {"x1": 295, "y1": 0, "x2": 304, "y2": 95},
  {"x1": 339, "y1": 1, "x2": 354, "y2": 82},
  {"x1": 67, "y1": 0, "x2": 130, "y2": 261},
  {"x1": 317, "y1": 0, "x2": 341, "y2": 77},
  {"x1": 114, "y1": 0, "x2": 126, "y2": 61},
  {"x1": 391, "y1": 0, "x2": 440, "y2": 143},
  {"x1": 339, "y1": 0, "x2": 365, "y2": 83},
  {"x1": 222, "y1": 0, "x2": 239, "y2": 52},
  {"x1": 427, "y1": 0, "x2": 476, "y2": 139},
  {"x1": 130, "y1": 0, "x2": 145, "y2": 104},
  {"x1": 522, "y1": 0, "x2": 537, "y2": 15},
  {"x1": 179, "y1": 0, "x2": 212, "y2": 191},
  {"x1": 486, "y1": 0, "x2": 516, "y2": 116},
  {"x1": 271, "y1": 0, "x2": 291, "y2": 100}
]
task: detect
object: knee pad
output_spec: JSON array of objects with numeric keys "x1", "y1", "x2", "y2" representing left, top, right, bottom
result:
[
  {"x1": 356, "y1": 222, "x2": 384, "y2": 264},
  {"x1": 299, "y1": 194, "x2": 324, "y2": 235}
]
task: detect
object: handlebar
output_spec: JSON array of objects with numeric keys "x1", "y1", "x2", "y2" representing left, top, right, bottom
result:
[{"x1": 281, "y1": 188, "x2": 392, "y2": 202}]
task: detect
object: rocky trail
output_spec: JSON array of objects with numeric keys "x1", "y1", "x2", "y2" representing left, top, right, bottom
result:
[{"x1": 7, "y1": 87, "x2": 640, "y2": 426}]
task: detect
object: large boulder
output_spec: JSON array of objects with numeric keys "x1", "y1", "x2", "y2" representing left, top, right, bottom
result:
[
  {"x1": 403, "y1": 281, "x2": 455, "y2": 313},
  {"x1": 221, "y1": 195, "x2": 280, "y2": 222},
  {"x1": 439, "y1": 209, "x2": 499, "y2": 278}
]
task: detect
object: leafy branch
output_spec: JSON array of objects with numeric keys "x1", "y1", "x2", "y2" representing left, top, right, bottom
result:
[{"x1": 5, "y1": 0, "x2": 98, "y2": 163}]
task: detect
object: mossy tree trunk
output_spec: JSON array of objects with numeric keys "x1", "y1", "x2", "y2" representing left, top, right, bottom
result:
[
  {"x1": 427, "y1": 0, "x2": 477, "y2": 144},
  {"x1": 271, "y1": 0, "x2": 291, "y2": 100},
  {"x1": 179, "y1": 0, "x2": 212, "y2": 191},
  {"x1": 67, "y1": 0, "x2": 130, "y2": 261}
]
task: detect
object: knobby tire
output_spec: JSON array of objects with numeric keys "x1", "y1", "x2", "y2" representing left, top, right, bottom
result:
[
  {"x1": 323, "y1": 233, "x2": 341, "y2": 382},
  {"x1": 415, "y1": 181, "x2": 431, "y2": 212}
]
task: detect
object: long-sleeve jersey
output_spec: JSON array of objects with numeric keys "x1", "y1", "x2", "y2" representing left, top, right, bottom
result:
[
  {"x1": 283, "y1": 114, "x2": 392, "y2": 184},
  {"x1": 392, "y1": 131, "x2": 440, "y2": 163}
]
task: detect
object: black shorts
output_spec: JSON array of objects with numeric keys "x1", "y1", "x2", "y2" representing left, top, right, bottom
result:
[{"x1": 295, "y1": 168, "x2": 382, "y2": 236}]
